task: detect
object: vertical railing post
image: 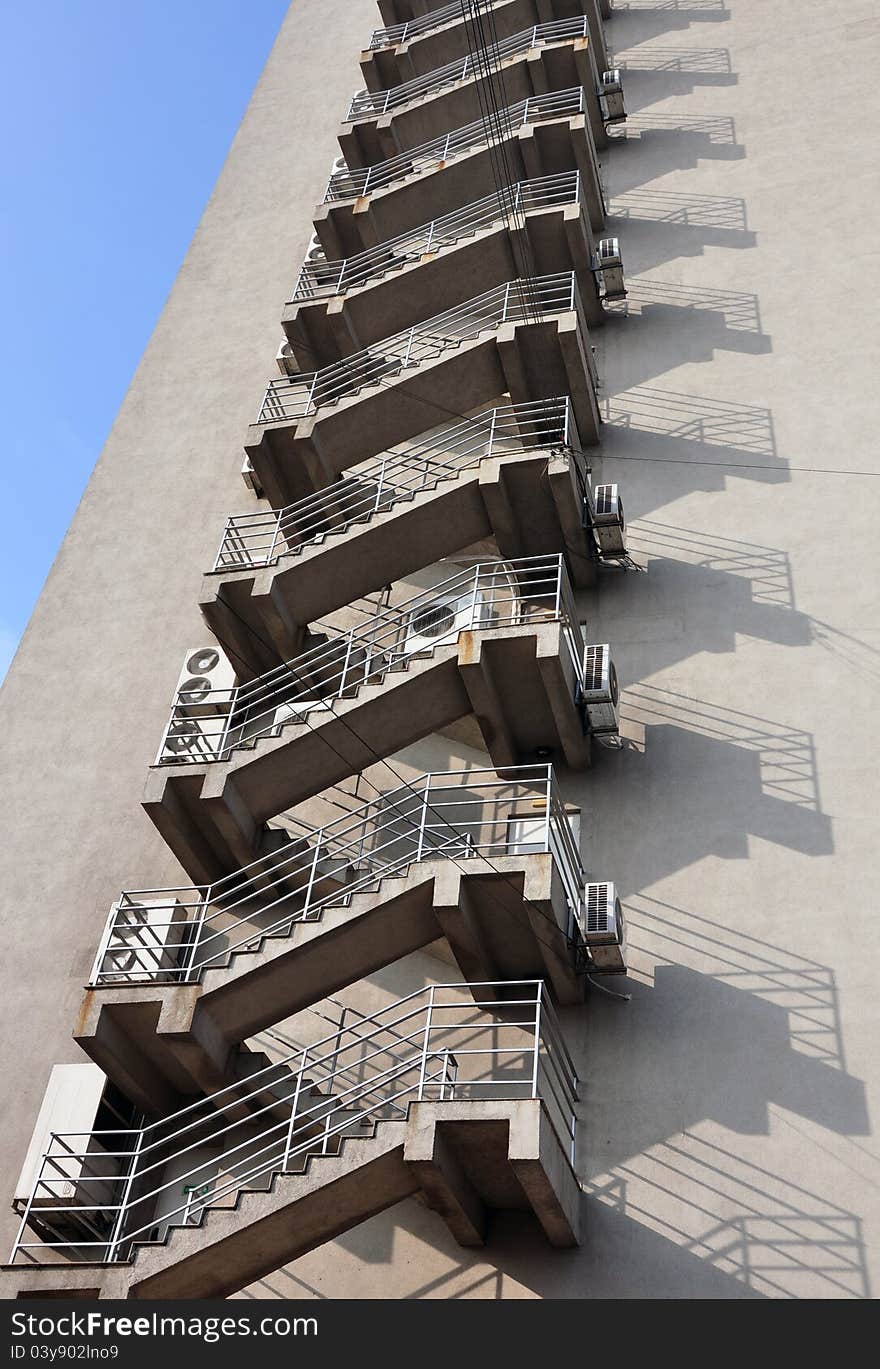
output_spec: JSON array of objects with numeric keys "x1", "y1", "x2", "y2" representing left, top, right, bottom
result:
[
  {"x1": 416, "y1": 772, "x2": 430, "y2": 862},
  {"x1": 106, "y1": 1126, "x2": 145, "y2": 1264},
  {"x1": 339, "y1": 628, "x2": 355, "y2": 700},
  {"x1": 532, "y1": 989, "x2": 543, "y2": 1100},
  {"x1": 555, "y1": 552, "x2": 564, "y2": 621},
  {"x1": 468, "y1": 562, "x2": 481, "y2": 630},
  {"x1": 184, "y1": 886, "x2": 211, "y2": 980},
  {"x1": 284, "y1": 1048, "x2": 308, "y2": 1170},
  {"x1": 417, "y1": 987, "x2": 435, "y2": 1101},
  {"x1": 374, "y1": 458, "x2": 385, "y2": 513},
  {"x1": 301, "y1": 836, "x2": 323, "y2": 921},
  {"x1": 266, "y1": 511, "x2": 282, "y2": 565}
]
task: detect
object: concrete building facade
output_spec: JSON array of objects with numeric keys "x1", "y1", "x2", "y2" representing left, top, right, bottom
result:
[{"x1": 1, "y1": 0, "x2": 878, "y2": 1300}]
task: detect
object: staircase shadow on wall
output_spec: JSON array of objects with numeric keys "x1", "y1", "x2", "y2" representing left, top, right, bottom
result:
[
  {"x1": 587, "y1": 685, "x2": 833, "y2": 894},
  {"x1": 608, "y1": 189, "x2": 756, "y2": 272},
  {"x1": 603, "y1": 279, "x2": 771, "y2": 390},
  {"x1": 595, "y1": 521, "x2": 812, "y2": 672},
  {"x1": 597, "y1": 386, "x2": 787, "y2": 520},
  {"x1": 607, "y1": 117, "x2": 744, "y2": 195},
  {"x1": 613, "y1": 48, "x2": 737, "y2": 115},
  {"x1": 611, "y1": 0, "x2": 731, "y2": 46}
]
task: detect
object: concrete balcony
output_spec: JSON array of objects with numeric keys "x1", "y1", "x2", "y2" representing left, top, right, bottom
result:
[
  {"x1": 341, "y1": 18, "x2": 611, "y2": 169},
  {"x1": 246, "y1": 273, "x2": 601, "y2": 508},
  {"x1": 77, "y1": 767, "x2": 595, "y2": 1106},
  {"x1": 144, "y1": 558, "x2": 593, "y2": 880},
  {"x1": 284, "y1": 173, "x2": 606, "y2": 371},
  {"x1": 314, "y1": 87, "x2": 604, "y2": 259},
  {"x1": 204, "y1": 401, "x2": 598, "y2": 676},
  {"x1": 9, "y1": 984, "x2": 579, "y2": 1297},
  {"x1": 363, "y1": 1, "x2": 607, "y2": 93}
]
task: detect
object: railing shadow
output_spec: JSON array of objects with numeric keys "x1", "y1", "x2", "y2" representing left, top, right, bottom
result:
[
  {"x1": 609, "y1": 189, "x2": 756, "y2": 271},
  {"x1": 571, "y1": 897, "x2": 871, "y2": 1298},
  {"x1": 598, "y1": 386, "x2": 787, "y2": 514},
  {"x1": 609, "y1": 114, "x2": 745, "y2": 194},
  {"x1": 612, "y1": 45, "x2": 736, "y2": 113},
  {"x1": 604, "y1": 278, "x2": 771, "y2": 386},
  {"x1": 590, "y1": 685, "x2": 833, "y2": 891},
  {"x1": 596, "y1": 519, "x2": 812, "y2": 660},
  {"x1": 602, "y1": 520, "x2": 880, "y2": 685},
  {"x1": 611, "y1": 0, "x2": 731, "y2": 44}
]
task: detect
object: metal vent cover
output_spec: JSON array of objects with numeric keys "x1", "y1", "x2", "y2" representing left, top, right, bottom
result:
[
  {"x1": 593, "y1": 483, "x2": 620, "y2": 519},
  {"x1": 598, "y1": 237, "x2": 621, "y2": 262},
  {"x1": 583, "y1": 643, "x2": 609, "y2": 692},
  {"x1": 584, "y1": 880, "x2": 609, "y2": 934},
  {"x1": 410, "y1": 601, "x2": 458, "y2": 638}
]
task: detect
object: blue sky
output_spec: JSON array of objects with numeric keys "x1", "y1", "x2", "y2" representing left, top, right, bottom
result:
[{"x1": 0, "y1": 0, "x2": 289, "y2": 681}]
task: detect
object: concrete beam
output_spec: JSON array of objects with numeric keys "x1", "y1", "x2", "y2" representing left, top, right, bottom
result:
[
  {"x1": 340, "y1": 36, "x2": 608, "y2": 170},
  {"x1": 144, "y1": 622, "x2": 589, "y2": 881},
  {"x1": 4, "y1": 1101, "x2": 579, "y2": 1299},
  {"x1": 313, "y1": 109, "x2": 603, "y2": 259},
  {"x1": 284, "y1": 198, "x2": 600, "y2": 369},
  {"x1": 246, "y1": 316, "x2": 599, "y2": 509},
  {"x1": 76, "y1": 857, "x2": 582, "y2": 1109}
]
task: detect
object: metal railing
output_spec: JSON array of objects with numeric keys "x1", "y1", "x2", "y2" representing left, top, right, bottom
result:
[
  {"x1": 158, "y1": 555, "x2": 583, "y2": 765},
  {"x1": 292, "y1": 173, "x2": 580, "y2": 300},
  {"x1": 323, "y1": 86, "x2": 586, "y2": 201},
  {"x1": 256, "y1": 272, "x2": 589, "y2": 423},
  {"x1": 90, "y1": 765, "x2": 585, "y2": 985},
  {"x1": 213, "y1": 397, "x2": 577, "y2": 572},
  {"x1": 348, "y1": 18, "x2": 590, "y2": 121},
  {"x1": 369, "y1": 1, "x2": 472, "y2": 49},
  {"x1": 11, "y1": 981, "x2": 577, "y2": 1267}
]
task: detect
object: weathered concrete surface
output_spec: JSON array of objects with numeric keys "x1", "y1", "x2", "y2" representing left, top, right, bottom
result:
[
  {"x1": 144, "y1": 620, "x2": 590, "y2": 879},
  {"x1": 77, "y1": 854, "x2": 584, "y2": 1111},
  {"x1": 2, "y1": 1102, "x2": 575, "y2": 1299},
  {"x1": 314, "y1": 109, "x2": 605, "y2": 259},
  {"x1": 201, "y1": 449, "x2": 596, "y2": 676},
  {"x1": 362, "y1": 1, "x2": 608, "y2": 94},
  {"x1": 0, "y1": 0, "x2": 383, "y2": 1277}
]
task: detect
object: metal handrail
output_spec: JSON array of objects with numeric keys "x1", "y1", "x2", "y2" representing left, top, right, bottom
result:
[
  {"x1": 213, "y1": 398, "x2": 578, "y2": 573},
  {"x1": 323, "y1": 86, "x2": 586, "y2": 202},
  {"x1": 89, "y1": 765, "x2": 585, "y2": 985},
  {"x1": 11, "y1": 982, "x2": 578, "y2": 1266},
  {"x1": 348, "y1": 18, "x2": 590, "y2": 121},
  {"x1": 292, "y1": 173, "x2": 580, "y2": 300},
  {"x1": 157, "y1": 555, "x2": 583, "y2": 766},
  {"x1": 368, "y1": 1, "x2": 473, "y2": 50},
  {"x1": 256, "y1": 272, "x2": 584, "y2": 423}
]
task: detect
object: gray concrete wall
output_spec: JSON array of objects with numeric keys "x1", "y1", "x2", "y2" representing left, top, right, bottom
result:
[
  {"x1": 2, "y1": 0, "x2": 879, "y2": 1301},
  {"x1": 0, "y1": 0, "x2": 380, "y2": 1267}
]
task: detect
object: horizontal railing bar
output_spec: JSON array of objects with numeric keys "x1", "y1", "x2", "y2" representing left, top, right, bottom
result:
[{"x1": 349, "y1": 19, "x2": 589, "y2": 122}]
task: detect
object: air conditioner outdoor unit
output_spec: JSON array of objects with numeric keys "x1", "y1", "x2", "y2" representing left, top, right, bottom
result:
[
  {"x1": 305, "y1": 230, "x2": 327, "y2": 264},
  {"x1": 589, "y1": 482, "x2": 627, "y2": 557},
  {"x1": 600, "y1": 69, "x2": 626, "y2": 124},
  {"x1": 159, "y1": 646, "x2": 238, "y2": 764},
  {"x1": 276, "y1": 339, "x2": 299, "y2": 376},
  {"x1": 582, "y1": 881, "x2": 626, "y2": 973},
  {"x1": 596, "y1": 237, "x2": 626, "y2": 301},
  {"x1": 241, "y1": 454, "x2": 264, "y2": 497},
  {"x1": 91, "y1": 897, "x2": 191, "y2": 984},
  {"x1": 581, "y1": 643, "x2": 619, "y2": 736},
  {"x1": 14, "y1": 1065, "x2": 123, "y2": 1217},
  {"x1": 404, "y1": 591, "x2": 494, "y2": 655}
]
